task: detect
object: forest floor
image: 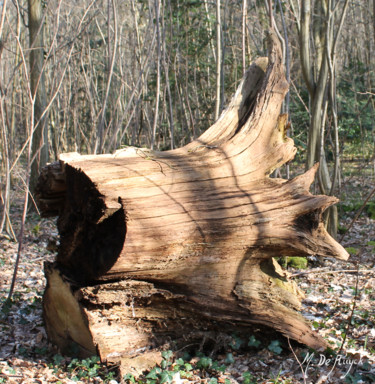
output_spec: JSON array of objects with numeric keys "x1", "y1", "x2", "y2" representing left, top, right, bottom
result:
[{"x1": 1, "y1": 161, "x2": 375, "y2": 384}]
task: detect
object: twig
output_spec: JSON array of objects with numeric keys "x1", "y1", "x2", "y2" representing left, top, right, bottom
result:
[
  {"x1": 0, "y1": 0, "x2": 8, "y2": 41},
  {"x1": 17, "y1": 171, "x2": 40, "y2": 215},
  {"x1": 5, "y1": 0, "x2": 34, "y2": 301},
  {"x1": 290, "y1": 79, "x2": 310, "y2": 116},
  {"x1": 336, "y1": 260, "x2": 361, "y2": 356},
  {"x1": 6, "y1": 152, "x2": 30, "y2": 302},
  {"x1": 188, "y1": 144, "x2": 219, "y2": 152},
  {"x1": 323, "y1": 258, "x2": 360, "y2": 380},
  {"x1": 340, "y1": 185, "x2": 375, "y2": 242},
  {"x1": 136, "y1": 148, "x2": 176, "y2": 172},
  {"x1": 287, "y1": 337, "x2": 307, "y2": 384},
  {"x1": 291, "y1": 268, "x2": 374, "y2": 277}
]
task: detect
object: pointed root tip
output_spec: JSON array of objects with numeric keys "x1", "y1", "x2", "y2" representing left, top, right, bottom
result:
[
  {"x1": 289, "y1": 163, "x2": 319, "y2": 191},
  {"x1": 316, "y1": 223, "x2": 350, "y2": 261}
]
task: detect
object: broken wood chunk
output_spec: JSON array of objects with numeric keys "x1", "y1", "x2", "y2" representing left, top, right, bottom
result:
[{"x1": 37, "y1": 33, "x2": 349, "y2": 371}]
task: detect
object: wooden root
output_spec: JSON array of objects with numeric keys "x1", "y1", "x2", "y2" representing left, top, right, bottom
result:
[{"x1": 37, "y1": 33, "x2": 348, "y2": 371}]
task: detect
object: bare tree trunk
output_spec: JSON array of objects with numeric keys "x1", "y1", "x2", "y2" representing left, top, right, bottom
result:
[
  {"x1": 28, "y1": 0, "x2": 49, "y2": 194},
  {"x1": 268, "y1": 0, "x2": 274, "y2": 29},
  {"x1": 0, "y1": 0, "x2": 7, "y2": 41},
  {"x1": 214, "y1": 0, "x2": 221, "y2": 121},
  {"x1": 0, "y1": 0, "x2": 13, "y2": 237},
  {"x1": 95, "y1": 0, "x2": 118, "y2": 154},
  {"x1": 151, "y1": 0, "x2": 161, "y2": 149},
  {"x1": 299, "y1": 0, "x2": 314, "y2": 96},
  {"x1": 161, "y1": 0, "x2": 174, "y2": 149},
  {"x1": 297, "y1": 0, "x2": 349, "y2": 237},
  {"x1": 0, "y1": 98, "x2": 15, "y2": 238},
  {"x1": 242, "y1": 0, "x2": 247, "y2": 74}
]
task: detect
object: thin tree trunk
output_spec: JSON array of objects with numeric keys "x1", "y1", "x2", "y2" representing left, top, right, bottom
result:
[
  {"x1": 0, "y1": 0, "x2": 7, "y2": 40},
  {"x1": 95, "y1": 0, "x2": 118, "y2": 154},
  {"x1": 299, "y1": 0, "x2": 314, "y2": 96},
  {"x1": 161, "y1": 0, "x2": 174, "y2": 149},
  {"x1": 214, "y1": 0, "x2": 221, "y2": 121},
  {"x1": 203, "y1": 0, "x2": 216, "y2": 63},
  {"x1": 242, "y1": 0, "x2": 247, "y2": 74},
  {"x1": 0, "y1": 99, "x2": 14, "y2": 238},
  {"x1": 297, "y1": 0, "x2": 352, "y2": 237},
  {"x1": 268, "y1": 0, "x2": 274, "y2": 29},
  {"x1": 0, "y1": 0, "x2": 13, "y2": 237},
  {"x1": 151, "y1": 0, "x2": 161, "y2": 149},
  {"x1": 28, "y1": 0, "x2": 49, "y2": 194}
]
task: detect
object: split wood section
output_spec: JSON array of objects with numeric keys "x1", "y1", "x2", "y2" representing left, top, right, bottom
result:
[{"x1": 36, "y1": 33, "x2": 348, "y2": 371}]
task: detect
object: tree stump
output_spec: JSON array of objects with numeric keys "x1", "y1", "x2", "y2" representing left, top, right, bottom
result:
[{"x1": 36, "y1": 33, "x2": 348, "y2": 374}]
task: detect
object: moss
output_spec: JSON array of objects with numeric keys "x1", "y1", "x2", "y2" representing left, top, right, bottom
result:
[
  {"x1": 367, "y1": 202, "x2": 375, "y2": 219},
  {"x1": 287, "y1": 257, "x2": 308, "y2": 269},
  {"x1": 276, "y1": 256, "x2": 308, "y2": 269},
  {"x1": 262, "y1": 259, "x2": 305, "y2": 301},
  {"x1": 345, "y1": 247, "x2": 359, "y2": 255}
]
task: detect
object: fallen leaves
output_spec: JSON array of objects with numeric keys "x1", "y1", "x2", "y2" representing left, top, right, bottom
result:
[{"x1": 1, "y1": 172, "x2": 375, "y2": 383}]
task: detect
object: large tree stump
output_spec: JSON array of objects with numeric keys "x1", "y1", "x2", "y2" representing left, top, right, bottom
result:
[{"x1": 36, "y1": 34, "x2": 348, "y2": 372}]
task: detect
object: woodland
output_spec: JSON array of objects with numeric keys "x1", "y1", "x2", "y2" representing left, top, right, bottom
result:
[{"x1": 0, "y1": 0, "x2": 375, "y2": 383}]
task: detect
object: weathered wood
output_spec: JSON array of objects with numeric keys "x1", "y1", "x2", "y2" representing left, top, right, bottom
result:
[
  {"x1": 43, "y1": 259, "x2": 314, "y2": 371},
  {"x1": 37, "y1": 33, "x2": 349, "y2": 362}
]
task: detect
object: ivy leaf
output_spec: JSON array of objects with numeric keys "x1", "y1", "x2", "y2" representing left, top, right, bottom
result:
[
  {"x1": 312, "y1": 321, "x2": 320, "y2": 329},
  {"x1": 161, "y1": 350, "x2": 173, "y2": 361},
  {"x1": 197, "y1": 357, "x2": 212, "y2": 370},
  {"x1": 146, "y1": 367, "x2": 161, "y2": 380},
  {"x1": 123, "y1": 373, "x2": 136, "y2": 383},
  {"x1": 248, "y1": 335, "x2": 261, "y2": 348},
  {"x1": 225, "y1": 353, "x2": 234, "y2": 364},
  {"x1": 230, "y1": 335, "x2": 244, "y2": 350},
  {"x1": 175, "y1": 358, "x2": 184, "y2": 366},
  {"x1": 268, "y1": 340, "x2": 283, "y2": 355},
  {"x1": 160, "y1": 371, "x2": 173, "y2": 383},
  {"x1": 184, "y1": 363, "x2": 193, "y2": 371}
]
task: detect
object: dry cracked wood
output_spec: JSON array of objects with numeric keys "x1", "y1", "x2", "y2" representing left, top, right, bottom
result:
[{"x1": 37, "y1": 33, "x2": 348, "y2": 365}]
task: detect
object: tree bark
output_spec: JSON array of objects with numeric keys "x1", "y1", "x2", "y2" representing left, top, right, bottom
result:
[
  {"x1": 242, "y1": 0, "x2": 247, "y2": 74},
  {"x1": 36, "y1": 34, "x2": 348, "y2": 370},
  {"x1": 214, "y1": 0, "x2": 221, "y2": 120},
  {"x1": 151, "y1": 0, "x2": 161, "y2": 150},
  {"x1": 28, "y1": 0, "x2": 49, "y2": 193},
  {"x1": 299, "y1": 0, "x2": 350, "y2": 238}
]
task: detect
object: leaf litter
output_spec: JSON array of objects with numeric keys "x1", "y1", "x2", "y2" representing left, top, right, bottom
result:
[{"x1": 0, "y1": 181, "x2": 375, "y2": 383}]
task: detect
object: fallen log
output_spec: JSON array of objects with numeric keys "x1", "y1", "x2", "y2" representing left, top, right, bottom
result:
[{"x1": 36, "y1": 33, "x2": 348, "y2": 371}]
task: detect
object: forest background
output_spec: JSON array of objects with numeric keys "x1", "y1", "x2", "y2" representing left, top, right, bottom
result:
[
  {"x1": 0, "y1": 0, "x2": 375, "y2": 382},
  {"x1": 0, "y1": 0, "x2": 375, "y2": 235}
]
